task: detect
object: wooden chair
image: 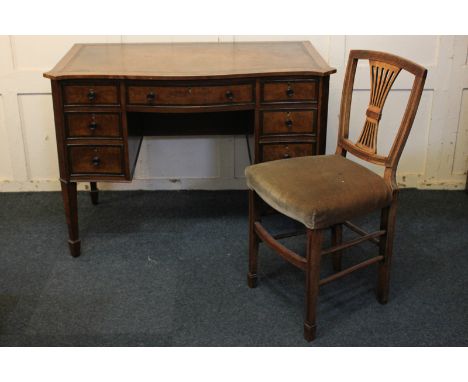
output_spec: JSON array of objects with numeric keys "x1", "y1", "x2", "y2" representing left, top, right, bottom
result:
[{"x1": 245, "y1": 50, "x2": 427, "y2": 342}]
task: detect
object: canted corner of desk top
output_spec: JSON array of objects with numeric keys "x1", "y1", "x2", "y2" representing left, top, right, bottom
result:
[
  {"x1": 43, "y1": 43, "x2": 85, "y2": 80},
  {"x1": 301, "y1": 41, "x2": 337, "y2": 76}
]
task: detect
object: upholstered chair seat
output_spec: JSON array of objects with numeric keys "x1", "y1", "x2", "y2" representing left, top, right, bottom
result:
[{"x1": 245, "y1": 154, "x2": 392, "y2": 229}]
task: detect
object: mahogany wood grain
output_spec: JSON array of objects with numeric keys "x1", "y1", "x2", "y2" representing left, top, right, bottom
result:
[
  {"x1": 261, "y1": 109, "x2": 316, "y2": 135},
  {"x1": 127, "y1": 83, "x2": 254, "y2": 106},
  {"x1": 262, "y1": 80, "x2": 318, "y2": 103},
  {"x1": 261, "y1": 142, "x2": 314, "y2": 162},
  {"x1": 68, "y1": 145, "x2": 124, "y2": 175},
  {"x1": 63, "y1": 84, "x2": 119, "y2": 105},
  {"x1": 65, "y1": 112, "x2": 122, "y2": 138}
]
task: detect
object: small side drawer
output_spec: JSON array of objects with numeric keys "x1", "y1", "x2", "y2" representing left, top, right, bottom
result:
[
  {"x1": 63, "y1": 84, "x2": 119, "y2": 106},
  {"x1": 65, "y1": 112, "x2": 121, "y2": 138},
  {"x1": 262, "y1": 80, "x2": 318, "y2": 103},
  {"x1": 68, "y1": 145, "x2": 124, "y2": 175},
  {"x1": 261, "y1": 143, "x2": 314, "y2": 162},
  {"x1": 127, "y1": 84, "x2": 254, "y2": 106},
  {"x1": 261, "y1": 110, "x2": 317, "y2": 135}
]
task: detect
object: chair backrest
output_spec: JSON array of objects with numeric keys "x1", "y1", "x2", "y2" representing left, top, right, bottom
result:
[{"x1": 336, "y1": 50, "x2": 427, "y2": 188}]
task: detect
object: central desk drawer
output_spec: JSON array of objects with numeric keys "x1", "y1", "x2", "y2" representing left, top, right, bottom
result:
[
  {"x1": 262, "y1": 110, "x2": 317, "y2": 135},
  {"x1": 65, "y1": 112, "x2": 122, "y2": 138},
  {"x1": 68, "y1": 145, "x2": 124, "y2": 175},
  {"x1": 127, "y1": 84, "x2": 254, "y2": 106}
]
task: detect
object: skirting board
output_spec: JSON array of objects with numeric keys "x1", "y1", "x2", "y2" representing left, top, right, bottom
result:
[{"x1": 0, "y1": 173, "x2": 466, "y2": 192}]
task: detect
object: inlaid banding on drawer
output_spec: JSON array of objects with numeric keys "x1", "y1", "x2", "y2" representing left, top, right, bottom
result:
[
  {"x1": 261, "y1": 143, "x2": 315, "y2": 162},
  {"x1": 127, "y1": 84, "x2": 254, "y2": 106},
  {"x1": 262, "y1": 80, "x2": 318, "y2": 103},
  {"x1": 65, "y1": 112, "x2": 122, "y2": 138},
  {"x1": 63, "y1": 84, "x2": 119, "y2": 105},
  {"x1": 68, "y1": 145, "x2": 124, "y2": 175},
  {"x1": 261, "y1": 110, "x2": 317, "y2": 135}
]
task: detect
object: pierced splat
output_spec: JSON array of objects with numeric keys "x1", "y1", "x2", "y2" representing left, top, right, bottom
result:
[{"x1": 356, "y1": 60, "x2": 401, "y2": 154}]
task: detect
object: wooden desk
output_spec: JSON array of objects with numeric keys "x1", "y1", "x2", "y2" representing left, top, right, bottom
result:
[{"x1": 44, "y1": 41, "x2": 336, "y2": 257}]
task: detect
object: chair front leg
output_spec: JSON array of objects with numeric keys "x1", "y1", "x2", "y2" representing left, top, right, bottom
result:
[
  {"x1": 377, "y1": 198, "x2": 398, "y2": 304},
  {"x1": 304, "y1": 228, "x2": 324, "y2": 342},
  {"x1": 248, "y1": 190, "x2": 260, "y2": 288}
]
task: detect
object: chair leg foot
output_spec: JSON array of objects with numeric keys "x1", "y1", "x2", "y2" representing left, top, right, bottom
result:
[
  {"x1": 377, "y1": 295, "x2": 388, "y2": 305},
  {"x1": 377, "y1": 282, "x2": 389, "y2": 304},
  {"x1": 247, "y1": 273, "x2": 258, "y2": 288},
  {"x1": 304, "y1": 322, "x2": 317, "y2": 342},
  {"x1": 68, "y1": 239, "x2": 81, "y2": 258}
]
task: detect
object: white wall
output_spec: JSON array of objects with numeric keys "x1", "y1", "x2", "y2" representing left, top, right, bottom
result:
[{"x1": 0, "y1": 35, "x2": 467, "y2": 191}]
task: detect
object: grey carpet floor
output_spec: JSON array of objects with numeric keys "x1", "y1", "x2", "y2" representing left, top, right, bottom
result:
[{"x1": 0, "y1": 189, "x2": 467, "y2": 346}]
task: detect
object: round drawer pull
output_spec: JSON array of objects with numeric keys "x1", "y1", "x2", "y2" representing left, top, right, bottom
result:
[
  {"x1": 89, "y1": 121, "x2": 98, "y2": 131},
  {"x1": 283, "y1": 153, "x2": 290, "y2": 159},
  {"x1": 92, "y1": 156, "x2": 101, "y2": 167},
  {"x1": 147, "y1": 91, "x2": 156, "y2": 103},
  {"x1": 87, "y1": 89, "x2": 96, "y2": 101},
  {"x1": 286, "y1": 87, "x2": 294, "y2": 97},
  {"x1": 225, "y1": 90, "x2": 234, "y2": 101},
  {"x1": 285, "y1": 119, "x2": 293, "y2": 128}
]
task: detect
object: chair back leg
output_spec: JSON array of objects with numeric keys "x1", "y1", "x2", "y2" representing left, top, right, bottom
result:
[
  {"x1": 331, "y1": 224, "x2": 343, "y2": 271},
  {"x1": 248, "y1": 190, "x2": 260, "y2": 288},
  {"x1": 377, "y1": 197, "x2": 398, "y2": 304},
  {"x1": 304, "y1": 228, "x2": 325, "y2": 341}
]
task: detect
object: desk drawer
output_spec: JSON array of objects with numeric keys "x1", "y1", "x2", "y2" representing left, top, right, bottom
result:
[
  {"x1": 261, "y1": 143, "x2": 314, "y2": 162},
  {"x1": 63, "y1": 84, "x2": 119, "y2": 106},
  {"x1": 68, "y1": 145, "x2": 124, "y2": 175},
  {"x1": 65, "y1": 113, "x2": 121, "y2": 138},
  {"x1": 262, "y1": 80, "x2": 318, "y2": 103},
  {"x1": 261, "y1": 110, "x2": 316, "y2": 135},
  {"x1": 127, "y1": 84, "x2": 253, "y2": 106}
]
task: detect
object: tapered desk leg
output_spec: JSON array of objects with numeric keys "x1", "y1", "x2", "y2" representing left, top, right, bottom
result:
[
  {"x1": 60, "y1": 180, "x2": 80, "y2": 257},
  {"x1": 90, "y1": 182, "x2": 99, "y2": 205}
]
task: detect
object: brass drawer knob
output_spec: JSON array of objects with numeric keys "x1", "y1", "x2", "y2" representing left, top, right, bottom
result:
[
  {"x1": 286, "y1": 86, "x2": 294, "y2": 97},
  {"x1": 87, "y1": 89, "x2": 96, "y2": 101},
  {"x1": 283, "y1": 153, "x2": 290, "y2": 159},
  {"x1": 225, "y1": 90, "x2": 234, "y2": 101},
  {"x1": 147, "y1": 91, "x2": 156, "y2": 103},
  {"x1": 89, "y1": 121, "x2": 98, "y2": 131},
  {"x1": 92, "y1": 156, "x2": 101, "y2": 167},
  {"x1": 285, "y1": 119, "x2": 293, "y2": 128}
]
